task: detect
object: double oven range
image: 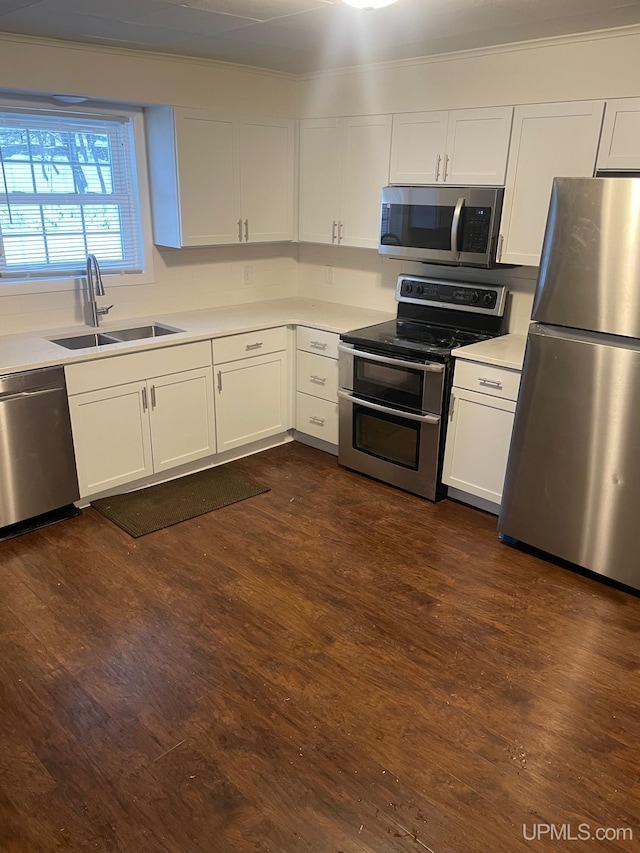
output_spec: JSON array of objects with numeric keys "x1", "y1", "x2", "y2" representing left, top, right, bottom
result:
[{"x1": 338, "y1": 275, "x2": 508, "y2": 500}]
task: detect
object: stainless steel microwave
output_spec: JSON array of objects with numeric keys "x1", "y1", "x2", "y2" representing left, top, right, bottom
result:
[{"x1": 379, "y1": 185, "x2": 504, "y2": 268}]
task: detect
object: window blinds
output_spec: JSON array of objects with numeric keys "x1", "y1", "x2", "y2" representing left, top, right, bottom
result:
[{"x1": 0, "y1": 109, "x2": 143, "y2": 279}]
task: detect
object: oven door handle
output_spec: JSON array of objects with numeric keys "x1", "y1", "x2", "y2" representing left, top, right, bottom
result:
[
  {"x1": 338, "y1": 390, "x2": 440, "y2": 424},
  {"x1": 338, "y1": 343, "x2": 445, "y2": 373}
]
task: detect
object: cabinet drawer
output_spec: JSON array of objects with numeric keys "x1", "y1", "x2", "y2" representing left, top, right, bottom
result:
[
  {"x1": 296, "y1": 392, "x2": 338, "y2": 445},
  {"x1": 296, "y1": 351, "x2": 338, "y2": 402},
  {"x1": 296, "y1": 326, "x2": 339, "y2": 359},
  {"x1": 65, "y1": 341, "x2": 212, "y2": 395},
  {"x1": 453, "y1": 359, "x2": 521, "y2": 401},
  {"x1": 213, "y1": 326, "x2": 287, "y2": 364}
]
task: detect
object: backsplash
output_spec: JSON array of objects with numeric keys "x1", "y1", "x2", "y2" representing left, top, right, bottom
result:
[
  {"x1": 297, "y1": 244, "x2": 538, "y2": 335},
  {"x1": 0, "y1": 241, "x2": 537, "y2": 336},
  {"x1": 0, "y1": 243, "x2": 299, "y2": 336}
]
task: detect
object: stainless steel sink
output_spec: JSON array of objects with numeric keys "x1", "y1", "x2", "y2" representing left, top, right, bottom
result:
[
  {"x1": 106, "y1": 324, "x2": 181, "y2": 342},
  {"x1": 49, "y1": 323, "x2": 183, "y2": 350},
  {"x1": 50, "y1": 333, "x2": 120, "y2": 350}
]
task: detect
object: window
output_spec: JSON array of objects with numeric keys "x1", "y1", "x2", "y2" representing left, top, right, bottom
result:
[{"x1": 0, "y1": 106, "x2": 147, "y2": 283}]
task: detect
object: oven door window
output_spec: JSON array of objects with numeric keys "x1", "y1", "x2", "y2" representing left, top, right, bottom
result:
[
  {"x1": 381, "y1": 203, "x2": 455, "y2": 251},
  {"x1": 353, "y1": 405, "x2": 420, "y2": 470},
  {"x1": 353, "y1": 357, "x2": 424, "y2": 411}
]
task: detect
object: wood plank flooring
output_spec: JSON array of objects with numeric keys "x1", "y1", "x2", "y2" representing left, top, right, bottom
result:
[{"x1": 1, "y1": 442, "x2": 639, "y2": 852}]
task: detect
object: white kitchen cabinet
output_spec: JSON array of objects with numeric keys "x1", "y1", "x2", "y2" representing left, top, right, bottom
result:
[
  {"x1": 498, "y1": 101, "x2": 605, "y2": 266},
  {"x1": 597, "y1": 98, "x2": 640, "y2": 171},
  {"x1": 66, "y1": 342, "x2": 215, "y2": 497},
  {"x1": 389, "y1": 107, "x2": 513, "y2": 186},
  {"x1": 295, "y1": 327, "x2": 340, "y2": 448},
  {"x1": 146, "y1": 106, "x2": 294, "y2": 247},
  {"x1": 299, "y1": 115, "x2": 392, "y2": 249},
  {"x1": 443, "y1": 359, "x2": 521, "y2": 511},
  {"x1": 213, "y1": 327, "x2": 290, "y2": 453}
]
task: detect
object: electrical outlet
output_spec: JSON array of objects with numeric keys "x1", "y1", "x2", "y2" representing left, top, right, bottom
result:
[
  {"x1": 243, "y1": 265, "x2": 253, "y2": 285},
  {"x1": 324, "y1": 265, "x2": 333, "y2": 285}
]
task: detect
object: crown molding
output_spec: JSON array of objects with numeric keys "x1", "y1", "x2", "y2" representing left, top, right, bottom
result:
[
  {"x1": 0, "y1": 30, "x2": 299, "y2": 82},
  {"x1": 1, "y1": 21, "x2": 640, "y2": 84},
  {"x1": 296, "y1": 23, "x2": 640, "y2": 81}
]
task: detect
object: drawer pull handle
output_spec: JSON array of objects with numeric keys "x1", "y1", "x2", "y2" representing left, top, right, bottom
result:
[
  {"x1": 479, "y1": 378, "x2": 502, "y2": 389},
  {"x1": 141, "y1": 386, "x2": 148, "y2": 412},
  {"x1": 310, "y1": 375, "x2": 326, "y2": 385},
  {"x1": 217, "y1": 371, "x2": 222, "y2": 393},
  {"x1": 310, "y1": 341, "x2": 327, "y2": 350},
  {"x1": 150, "y1": 385, "x2": 157, "y2": 409},
  {"x1": 246, "y1": 342, "x2": 263, "y2": 351},
  {"x1": 310, "y1": 416, "x2": 326, "y2": 426}
]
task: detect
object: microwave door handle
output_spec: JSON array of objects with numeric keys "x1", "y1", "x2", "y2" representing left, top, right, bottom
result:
[{"x1": 451, "y1": 196, "x2": 465, "y2": 254}]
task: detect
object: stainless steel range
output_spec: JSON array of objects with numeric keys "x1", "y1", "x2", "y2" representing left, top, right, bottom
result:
[{"x1": 338, "y1": 275, "x2": 509, "y2": 500}]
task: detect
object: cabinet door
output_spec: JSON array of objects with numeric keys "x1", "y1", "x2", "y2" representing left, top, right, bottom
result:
[
  {"x1": 174, "y1": 109, "x2": 240, "y2": 247},
  {"x1": 149, "y1": 367, "x2": 215, "y2": 473},
  {"x1": 340, "y1": 115, "x2": 393, "y2": 249},
  {"x1": 389, "y1": 111, "x2": 448, "y2": 184},
  {"x1": 499, "y1": 101, "x2": 605, "y2": 266},
  {"x1": 444, "y1": 107, "x2": 513, "y2": 185},
  {"x1": 215, "y1": 352, "x2": 289, "y2": 452},
  {"x1": 69, "y1": 382, "x2": 153, "y2": 498},
  {"x1": 299, "y1": 118, "x2": 343, "y2": 244},
  {"x1": 597, "y1": 98, "x2": 640, "y2": 170},
  {"x1": 238, "y1": 117, "x2": 295, "y2": 243},
  {"x1": 442, "y1": 387, "x2": 516, "y2": 505}
]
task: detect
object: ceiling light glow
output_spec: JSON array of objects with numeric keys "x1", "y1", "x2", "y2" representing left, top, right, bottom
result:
[{"x1": 342, "y1": 0, "x2": 400, "y2": 9}]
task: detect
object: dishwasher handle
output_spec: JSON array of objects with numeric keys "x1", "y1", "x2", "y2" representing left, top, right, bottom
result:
[
  {"x1": 0, "y1": 366, "x2": 66, "y2": 398},
  {"x1": 0, "y1": 386, "x2": 64, "y2": 403}
]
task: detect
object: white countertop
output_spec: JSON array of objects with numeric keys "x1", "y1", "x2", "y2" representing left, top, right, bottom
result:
[
  {"x1": 453, "y1": 333, "x2": 527, "y2": 371},
  {"x1": 0, "y1": 298, "x2": 395, "y2": 376}
]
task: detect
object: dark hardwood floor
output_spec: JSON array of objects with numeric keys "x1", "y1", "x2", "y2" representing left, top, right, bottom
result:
[{"x1": 1, "y1": 442, "x2": 639, "y2": 853}]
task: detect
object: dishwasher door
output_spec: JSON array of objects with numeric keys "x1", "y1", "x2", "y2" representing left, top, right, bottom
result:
[{"x1": 0, "y1": 366, "x2": 79, "y2": 528}]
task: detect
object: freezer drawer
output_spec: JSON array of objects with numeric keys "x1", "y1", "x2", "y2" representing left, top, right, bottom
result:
[{"x1": 499, "y1": 327, "x2": 640, "y2": 589}]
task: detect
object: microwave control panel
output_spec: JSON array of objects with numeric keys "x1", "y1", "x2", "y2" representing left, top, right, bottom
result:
[{"x1": 460, "y1": 207, "x2": 492, "y2": 253}]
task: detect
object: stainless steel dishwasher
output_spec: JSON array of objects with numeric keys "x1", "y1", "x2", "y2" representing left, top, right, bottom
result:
[{"x1": 0, "y1": 366, "x2": 80, "y2": 536}]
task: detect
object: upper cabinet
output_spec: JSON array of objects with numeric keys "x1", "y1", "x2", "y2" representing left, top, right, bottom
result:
[
  {"x1": 597, "y1": 98, "x2": 640, "y2": 171},
  {"x1": 299, "y1": 115, "x2": 392, "y2": 249},
  {"x1": 498, "y1": 101, "x2": 605, "y2": 267},
  {"x1": 146, "y1": 106, "x2": 295, "y2": 248},
  {"x1": 389, "y1": 107, "x2": 513, "y2": 186}
]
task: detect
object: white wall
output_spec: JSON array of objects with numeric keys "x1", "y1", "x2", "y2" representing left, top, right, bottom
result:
[
  {"x1": 297, "y1": 244, "x2": 538, "y2": 335},
  {"x1": 298, "y1": 27, "x2": 640, "y2": 117},
  {"x1": 2, "y1": 27, "x2": 640, "y2": 335},
  {"x1": 0, "y1": 33, "x2": 300, "y2": 335},
  {"x1": 296, "y1": 26, "x2": 640, "y2": 331}
]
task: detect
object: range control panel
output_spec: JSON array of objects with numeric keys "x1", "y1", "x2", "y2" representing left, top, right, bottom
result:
[{"x1": 396, "y1": 276, "x2": 507, "y2": 316}]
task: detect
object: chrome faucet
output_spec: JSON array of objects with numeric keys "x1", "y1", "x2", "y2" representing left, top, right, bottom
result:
[{"x1": 85, "y1": 254, "x2": 113, "y2": 327}]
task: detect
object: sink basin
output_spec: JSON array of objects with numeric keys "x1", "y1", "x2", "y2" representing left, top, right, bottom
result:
[
  {"x1": 51, "y1": 333, "x2": 120, "y2": 350},
  {"x1": 49, "y1": 324, "x2": 183, "y2": 350},
  {"x1": 106, "y1": 324, "x2": 182, "y2": 342}
]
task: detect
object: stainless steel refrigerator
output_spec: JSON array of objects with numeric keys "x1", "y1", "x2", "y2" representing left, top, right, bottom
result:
[{"x1": 499, "y1": 176, "x2": 640, "y2": 591}]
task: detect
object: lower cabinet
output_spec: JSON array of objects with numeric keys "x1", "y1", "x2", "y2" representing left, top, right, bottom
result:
[
  {"x1": 66, "y1": 343, "x2": 215, "y2": 498},
  {"x1": 213, "y1": 327, "x2": 290, "y2": 453},
  {"x1": 295, "y1": 327, "x2": 339, "y2": 447},
  {"x1": 442, "y1": 358, "x2": 521, "y2": 509}
]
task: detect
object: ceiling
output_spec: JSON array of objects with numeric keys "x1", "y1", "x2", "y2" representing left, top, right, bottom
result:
[{"x1": 0, "y1": 0, "x2": 639, "y2": 75}]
